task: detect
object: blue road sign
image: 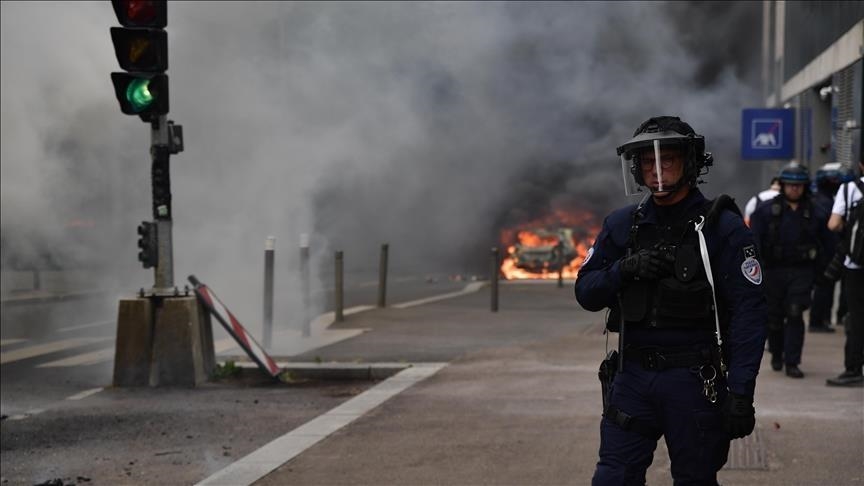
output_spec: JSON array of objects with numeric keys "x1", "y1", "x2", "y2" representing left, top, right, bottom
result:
[{"x1": 741, "y1": 108, "x2": 795, "y2": 160}]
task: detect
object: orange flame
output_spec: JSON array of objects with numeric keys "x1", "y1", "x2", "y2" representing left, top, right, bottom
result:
[{"x1": 499, "y1": 208, "x2": 601, "y2": 280}]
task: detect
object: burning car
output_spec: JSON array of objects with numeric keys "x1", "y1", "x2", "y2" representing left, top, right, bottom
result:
[
  {"x1": 498, "y1": 208, "x2": 601, "y2": 280},
  {"x1": 510, "y1": 228, "x2": 578, "y2": 273}
]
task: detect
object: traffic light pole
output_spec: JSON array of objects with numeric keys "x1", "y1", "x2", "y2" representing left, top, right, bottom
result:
[{"x1": 151, "y1": 115, "x2": 174, "y2": 291}]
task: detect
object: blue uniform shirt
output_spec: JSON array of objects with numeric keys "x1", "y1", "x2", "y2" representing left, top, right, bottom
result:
[{"x1": 575, "y1": 189, "x2": 768, "y2": 396}]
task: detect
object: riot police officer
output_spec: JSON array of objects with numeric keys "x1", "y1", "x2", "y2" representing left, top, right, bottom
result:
[
  {"x1": 809, "y1": 164, "x2": 847, "y2": 332},
  {"x1": 750, "y1": 163, "x2": 834, "y2": 378},
  {"x1": 575, "y1": 116, "x2": 767, "y2": 485}
]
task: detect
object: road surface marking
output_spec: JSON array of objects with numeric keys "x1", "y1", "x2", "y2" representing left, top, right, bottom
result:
[
  {"x1": 392, "y1": 282, "x2": 486, "y2": 309},
  {"x1": 5, "y1": 388, "x2": 105, "y2": 421},
  {"x1": 66, "y1": 387, "x2": 104, "y2": 401},
  {"x1": 38, "y1": 347, "x2": 115, "y2": 368},
  {"x1": 195, "y1": 362, "x2": 448, "y2": 486},
  {"x1": 56, "y1": 320, "x2": 113, "y2": 333},
  {"x1": 0, "y1": 339, "x2": 27, "y2": 347},
  {"x1": 0, "y1": 337, "x2": 112, "y2": 365},
  {"x1": 7, "y1": 408, "x2": 46, "y2": 421},
  {"x1": 356, "y1": 276, "x2": 418, "y2": 288}
]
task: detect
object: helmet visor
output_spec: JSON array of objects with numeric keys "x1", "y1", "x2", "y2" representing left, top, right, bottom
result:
[{"x1": 620, "y1": 140, "x2": 667, "y2": 195}]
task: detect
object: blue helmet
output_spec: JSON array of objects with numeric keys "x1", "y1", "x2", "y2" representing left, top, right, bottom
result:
[{"x1": 778, "y1": 163, "x2": 810, "y2": 185}]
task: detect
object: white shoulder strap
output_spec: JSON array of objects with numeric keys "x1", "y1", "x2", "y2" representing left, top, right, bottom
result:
[{"x1": 693, "y1": 216, "x2": 727, "y2": 375}]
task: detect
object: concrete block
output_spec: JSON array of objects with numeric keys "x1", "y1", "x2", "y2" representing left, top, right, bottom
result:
[
  {"x1": 113, "y1": 298, "x2": 154, "y2": 387},
  {"x1": 150, "y1": 296, "x2": 214, "y2": 387}
]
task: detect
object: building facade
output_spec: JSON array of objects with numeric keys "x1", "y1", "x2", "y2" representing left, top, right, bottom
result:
[{"x1": 762, "y1": 1, "x2": 863, "y2": 175}]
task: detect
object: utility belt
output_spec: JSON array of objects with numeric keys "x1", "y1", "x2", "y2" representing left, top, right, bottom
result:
[
  {"x1": 765, "y1": 244, "x2": 819, "y2": 266},
  {"x1": 624, "y1": 345, "x2": 715, "y2": 371}
]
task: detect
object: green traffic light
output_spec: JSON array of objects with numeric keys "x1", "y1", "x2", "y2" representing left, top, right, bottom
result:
[{"x1": 125, "y1": 78, "x2": 154, "y2": 112}]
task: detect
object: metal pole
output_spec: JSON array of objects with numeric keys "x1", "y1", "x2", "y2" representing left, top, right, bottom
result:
[
  {"x1": 491, "y1": 247, "x2": 499, "y2": 312},
  {"x1": 555, "y1": 243, "x2": 564, "y2": 288},
  {"x1": 300, "y1": 233, "x2": 311, "y2": 337},
  {"x1": 335, "y1": 250, "x2": 344, "y2": 322},
  {"x1": 151, "y1": 114, "x2": 174, "y2": 291},
  {"x1": 263, "y1": 236, "x2": 275, "y2": 349},
  {"x1": 377, "y1": 243, "x2": 389, "y2": 308}
]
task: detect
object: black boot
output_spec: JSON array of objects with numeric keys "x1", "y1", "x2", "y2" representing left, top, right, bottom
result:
[
  {"x1": 826, "y1": 370, "x2": 864, "y2": 386},
  {"x1": 785, "y1": 365, "x2": 804, "y2": 378},
  {"x1": 771, "y1": 355, "x2": 783, "y2": 371}
]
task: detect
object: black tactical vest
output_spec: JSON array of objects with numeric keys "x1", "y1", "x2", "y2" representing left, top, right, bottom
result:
[
  {"x1": 607, "y1": 201, "x2": 716, "y2": 332},
  {"x1": 762, "y1": 195, "x2": 819, "y2": 267}
]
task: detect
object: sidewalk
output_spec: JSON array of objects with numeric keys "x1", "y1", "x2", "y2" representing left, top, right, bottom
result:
[
  {"x1": 222, "y1": 282, "x2": 862, "y2": 486},
  {"x1": 4, "y1": 279, "x2": 859, "y2": 485}
]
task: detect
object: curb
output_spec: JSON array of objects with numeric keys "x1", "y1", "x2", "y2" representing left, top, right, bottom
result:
[{"x1": 232, "y1": 360, "x2": 413, "y2": 381}]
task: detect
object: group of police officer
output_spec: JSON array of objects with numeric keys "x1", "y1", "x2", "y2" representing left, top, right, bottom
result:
[{"x1": 574, "y1": 115, "x2": 862, "y2": 485}]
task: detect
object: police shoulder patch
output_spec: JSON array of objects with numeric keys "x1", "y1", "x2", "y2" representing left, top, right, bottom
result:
[{"x1": 740, "y1": 246, "x2": 762, "y2": 285}]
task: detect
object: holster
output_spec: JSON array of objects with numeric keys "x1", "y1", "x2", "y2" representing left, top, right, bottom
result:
[{"x1": 598, "y1": 350, "x2": 619, "y2": 412}]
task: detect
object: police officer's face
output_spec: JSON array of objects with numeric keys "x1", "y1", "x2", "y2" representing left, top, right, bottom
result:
[
  {"x1": 783, "y1": 182, "x2": 805, "y2": 202},
  {"x1": 639, "y1": 149, "x2": 684, "y2": 192}
]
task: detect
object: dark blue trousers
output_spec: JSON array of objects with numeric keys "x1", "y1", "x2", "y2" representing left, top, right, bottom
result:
[
  {"x1": 592, "y1": 364, "x2": 730, "y2": 486},
  {"x1": 764, "y1": 266, "x2": 813, "y2": 365},
  {"x1": 809, "y1": 279, "x2": 835, "y2": 327}
]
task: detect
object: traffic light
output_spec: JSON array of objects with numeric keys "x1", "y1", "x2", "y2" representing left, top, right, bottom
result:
[
  {"x1": 111, "y1": 73, "x2": 168, "y2": 117},
  {"x1": 111, "y1": 0, "x2": 166, "y2": 28},
  {"x1": 110, "y1": 0, "x2": 168, "y2": 122},
  {"x1": 137, "y1": 221, "x2": 158, "y2": 268}
]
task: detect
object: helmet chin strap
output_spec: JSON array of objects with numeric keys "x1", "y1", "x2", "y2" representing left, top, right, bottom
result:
[{"x1": 649, "y1": 178, "x2": 686, "y2": 198}]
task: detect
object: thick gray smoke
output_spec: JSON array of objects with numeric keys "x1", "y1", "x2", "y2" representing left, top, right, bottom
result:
[{"x1": 1, "y1": 2, "x2": 762, "y2": 323}]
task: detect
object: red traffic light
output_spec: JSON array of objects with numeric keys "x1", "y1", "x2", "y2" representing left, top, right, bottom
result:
[{"x1": 112, "y1": 0, "x2": 166, "y2": 28}]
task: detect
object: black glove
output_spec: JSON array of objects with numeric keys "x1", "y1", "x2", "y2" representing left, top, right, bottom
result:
[
  {"x1": 620, "y1": 249, "x2": 675, "y2": 281},
  {"x1": 721, "y1": 392, "x2": 755, "y2": 439}
]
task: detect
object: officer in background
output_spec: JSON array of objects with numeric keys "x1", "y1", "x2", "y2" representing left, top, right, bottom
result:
[
  {"x1": 575, "y1": 116, "x2": 767, "y2": 485},
  {"x1": 750, "y1": 163, "x2": 834, "y2": 378},
  {"x1": 808, "y1": 164, "x2": 846, "y2": 333},
  {"x1": 744, "y1": 177, "x2": 781, "y2": 227},
  {"x1": 825, "y1": 159, "x2": 864, "y2": 387}
]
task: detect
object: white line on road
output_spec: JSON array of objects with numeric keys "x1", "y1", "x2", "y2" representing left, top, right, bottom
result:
[
  {"x1": 66, "y1": 387, "x2": 104, "y2": 401},
  {"x1": 7, "y1": 408, "x2": 46, "y2": 421},
  {"x1": 0, "y1": 339, "x2": 27, "y2": 347},
  {"x1": 38, "y1": 347, "x2": 115, "y2": 368},
  {"x1": 355, "y1": 276, "x2": 419, "y2": 288},
  {"x1": 0, "y1": 337, "x2": 112, "y2": 365},
  {"x1": 56, "y1": 320, "x2": 113, "y2": 333},
  {"x1": 195, "y1": 362, "x2": 448, "y2": 486},
  {"x1": 6, "y1": 388, "x2": 106, "y2": 421},
  {"x1": 391, "y1": 282, "x2": 486, "y2": 309}
]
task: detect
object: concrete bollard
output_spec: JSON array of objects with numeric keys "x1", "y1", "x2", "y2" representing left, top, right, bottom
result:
[
  {"x1": 263, "y1": 236, "x2": 275, "y2": 349},
  {"x1": 491, "y1": 247, "x2": 499, "y2": 312},
  {"x1": 378, "y1": 243, "x2": 389, "y2": 308},
  {"x1": 149, "y1": 296, "x2": 214, "y2": 387},
  {"x1": 335, "y1": 251, "x2": 344, "y2": 322},
  {"x1": 300, "y1": 233, "x2": 311, "y2": 337}
]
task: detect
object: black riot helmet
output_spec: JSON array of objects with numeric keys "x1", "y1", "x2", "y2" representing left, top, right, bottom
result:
[
  {"x1": 814, "y1": 162, "x2": 843, "y2": 195},
  {"x1": 777, "y1": 162, "x2": 810, "y2": 186},
  {"x1": 616, "y1": 116, "x2": 714, "y2": 195}
]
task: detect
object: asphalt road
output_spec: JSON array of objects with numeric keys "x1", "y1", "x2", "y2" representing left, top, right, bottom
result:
[
  {"x1": 0, "y1": 270, "x2": 480, "y2": 424},
  {"x1": 3, "y1": 280, "x2": 859, "y2": 486}
]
